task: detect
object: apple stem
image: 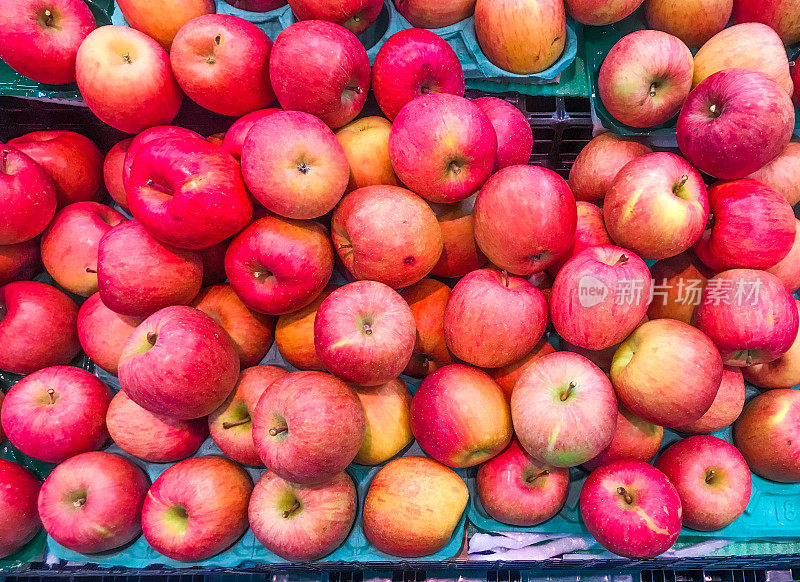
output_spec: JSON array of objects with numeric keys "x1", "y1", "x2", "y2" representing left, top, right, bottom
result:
[
  {"x1": 705, "y1": 469, "x2": 716, "y2": 484},
  {"x1": 1, "y1": 150, "x2": 7, "y2": 174},
  {"x1": 648, "y1": 82, "x2": 657, "y2": 97},
  {"x1": 47, "y1": 388, "x2": 55, "y2": 405},
  {"x1": 282, "y1": 500, "x2": 300, "y2": 518},
  {"x1": 85, "y1": 267, "x2": 97, "y2": 274},
  {"x1": 673, "y1": 175, "x2": 689, "y2": 194},
  {"x1": 526, "y1": 470, "x2": 549, "y2": 483},
  {"x1": 146, "y1": 179, "x2": 173, "y2": 196},
  {"x1": 215, "y1": 35, "x2": 221, "y2": 45},
  {"x1": 559, "y1": 382, "x2": 575, "y2": 402},
  {"x1": 146, "y1": 331, "x2": 158, "y2": 346},
  {"x1": 222, "y1": 416, "x2": 251, "y2": 429},
  {"x1": 614, "y1": 254, "x2": 628, "y2": 267},
  {"x1": 746, "y1": 353, "x2": 753, "y2": 366},
  {"x1": 616, "y1": 486, "x2": 634, "y2": 505},
  {"x1": 338, "y1": 243, "x2": 352, "y2": 250},
  {"x1": 269, "y1": 426, "x2": 288, "y2": 437},
  {"x1": 501, "y1": 270, "x2": 509, "y2": 287}
]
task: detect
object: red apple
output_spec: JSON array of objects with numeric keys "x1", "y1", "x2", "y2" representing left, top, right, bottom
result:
[
  {"x1": 564, "y1": 0, "x2": 644, "y2": 24},
  {"x1": 141, "y1": 456, "x2": 252, "y2": 561},
  {"x1": 474, "y1": 165, "x2": 577, "y2": 275},
  {"x1": 766, "y1": 219, "x2": 800, "y2": 292},
  {"x1": 611, "y1": 319, "x2": 723, "y2": 427},
  {"x1": 208, "y1": 365, "x2": 288, "y2": 466},
  {"x1": 443, "y1": 268, "x2": 547, "y2": 368},
  {"x1": 399, "y1": 278, "x2": 455, "y2": 377},
  {"x1": 221, "y1": 108, "x2": 281, "y2": 161},
  {"x1": 225, "y1": 215, "x2": 334, "y2": 315},
  {"x1": 550, "y1": 245, "x2": 651, "y2": 350},
  {"x1": 97, "y1": 220, "x2": 203, "y2": 317},
  {"x1": 274, "y1": 286, "x2": 336, "y2": 371},
  {"x1": 734, "y1": 388, "x2": 800, "y2": 482},
  {"x1": 389, "y1": 93, "x2": 496, "y2": 203},
  {"x1": 569, "y1": 132, "x2": 652, "y2": 203},
  {"x1": 487, "y1": 339, "x2": 556, "y2": 402},
  {"x1": 429, "y1": 195, "x2": 487, "y2": 278},
  {"x1": 128, "y1": 138, "x2": 252, "y2": 250},
  {"x1": 1, "y1": 366, "x2": 110, "y2": 463},
  {"x1": 372, "y1": 29, "x2": 464, "y2": 121},
  {"x1": 477, "y1": 439, "x2": 569, "y2": 526},
  {"x1": 580, "y1": 459, "x2": 682, "y2": 558},
  {"x1": 191, "y1": 284, "x2": 275, "y2": 368},
  {"x1": 116, "y1": 0, "x2": 216, "y2": 51},
  {"x1": 242, "y1": 111, "x2": 349, "y2": 219},
  {"x1": 0, "y1": 281, "x2": 79, "y2": 375},
  {"x1": 676, "y1": 366, "x2": 745, "y2": 433},
  {"x1": 0, "y1": 459, "x2": 41, "y2": 559},
  {"x1": 474, "y1": 0, "x2": 566, "y2": 75},
  {"x1": 743, "y1": 300, "x2": 800, "y2": 389},
  {"x1": 106, "y1": 390, "x2": 207, "y2": 463},
  {"x1": 582, "y1": 408, "x2": 663, "y2": 472},
  {"x1": 411, "y1": 364, "x2": 512, "y2": 467},
  {"x1": 647, "y1": 251, "x2": 713, "y2": 324},
  {"x1": 353, "y1": 378, "x2": 414, "y2": 465},
  {"x1": 315, "y1": 281, "x2": 416, "y2": 386},
  {"x1": 392, "y1": 0, "x2": 476, "y2": 27},
  {"x1": 249, "y1": 470, "x2": 357, "y2": 560},
  {"x1": 40, "y1": 202, "x2": 125, "y2": 297},
  {"x1": 0, "y1": 145, "x2": 57, "y2": 246},
  {"x1": 656, "y1": 435, "x2": 751, "y2": 531},
  {"x1": 170, "y1": 14, "x2": 274, "y2": 117},
  {"x1": 0, "y1": 239, "x2": 41, "y2": 286},
  {"x1": 104, "y1": 138, "x2": 132, "y2": 210},
  {"x1": 511, "y1": 351, "x2": 617, "y2": 467},
  {"x1": 692, "y1": 23, "x2": 793, "y2": 94},
  {"x1": 75, "y1": 26, "x2": 182, "y2": 133},
  {"x1": 473, "y1": 97, "x2": 533, "y2": 170},
  {"x1": 734, "y1": 0, "x2": 800, "y2": 44},
  {"x1": 696, "y1": 269, "x2": 799, "y2": 366},
  {"x1": 38, "y1": 452, "x2": 149, "y2": 553},
  {"x1": 269, "y1": 20, "x2": 370, "y2": 129},
  {"x1": 362, "y1": 456, "x2": 468, "y2": 557},
  {"x1": 0, "y1": 0, "x2": 95, "y2": 85},
  {"x1": 605, "y1": 152, "x2": 707, "y2": 260},
  {"x1": 8, "y1": 131, "x2": 103, "y2": 209},
  {"x1": 599, "y1": 30, "x2": 693, "y2": 128},
  {"x1": 119, "y1": 306, "x2": 240, "y2": 419},
  {"x1": 677, "y1": 68, "x2": 794, "y2": 179},
  {"x1": 122, "y1": 126, "x2": 203, "y2": 193},
  {"x1": 549, "y1": 201, "x2": 612, "y2": 274},
  {"x1": 335, "y1": 116, "x2": 399, "y2": 191},
  {"x1": 332, "y1": 185, "x2": 443, "y2": 288},
  {"x1": 748, "y1": 142, "x2": 800, "y2": 206},
  {"x1": 288, "y1": 0, "x2": 383, "y2": 34},
  {"x1": 252, "y1": 371, "x2": 365, "y2": 484},
  {"x1": 644, "y1": 0, "x2": 732, "y2": 47},
  {"x1": 77, "y1": 293, "x2": 143, "y2": 375},
  {"x1": 694, "y1": 179, "x2": 795, "y2": 271}
]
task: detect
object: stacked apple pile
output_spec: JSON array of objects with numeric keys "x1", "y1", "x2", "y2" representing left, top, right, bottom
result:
[
  {"x1": 596, "y1": 0, "x2": 799, "y2": 138},
  {"x1": 0, "y1": 0, "x2": 799, "y2": 569}
]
